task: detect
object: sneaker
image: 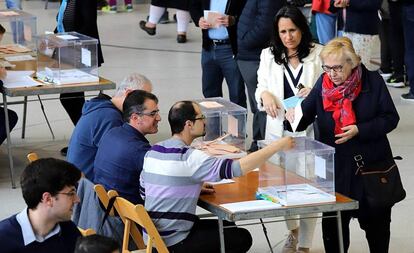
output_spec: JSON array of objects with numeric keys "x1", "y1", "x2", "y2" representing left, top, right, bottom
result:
[
  {"x1": 379, "y1": 69, "x2": 392, "y2": 80},
  {"x1": 102, "y1": 5, "x2": 117, "y2": 13},
  {"x1": 125, "y1": 4, "x2": 133, "y2": 12},
  {"x1": 60, "y1": 147, "x2": 68, "y2": 157},
  {"x1": 401, "y1": 92, "x2": 414, "y2": 102},
  {"x1": 281, "y1": 233, "x2": 298, "y2": 253},
  {"x1": 177, "y1": 34, "x2": 187, "y2": 43},
  {"x1": 139, "y1": 20, "x2": 156, "y2": 36},
  {"x1": 386, "y1": 74, "x2": 405, "y2": 88}
]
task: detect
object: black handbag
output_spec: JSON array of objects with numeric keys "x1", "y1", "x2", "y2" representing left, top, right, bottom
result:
[{"x1": 354, "y1": 155, "x2": 406, "y2": 208}]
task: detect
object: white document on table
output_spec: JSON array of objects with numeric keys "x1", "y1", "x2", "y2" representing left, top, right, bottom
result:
[
  {"x1": 3, "y1": 70, "x2": 40, "y2": 88},
  {"x1": 207, "y1": 179, "x2": 235, "y2": 185},
  {"x1": 220, "y1": 200, "x2": 281, "y2": 213}
]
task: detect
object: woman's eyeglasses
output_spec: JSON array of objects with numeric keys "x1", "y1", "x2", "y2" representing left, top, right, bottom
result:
[{"x1": 322, "y1": 64, "x2": 344, "y2": 73}]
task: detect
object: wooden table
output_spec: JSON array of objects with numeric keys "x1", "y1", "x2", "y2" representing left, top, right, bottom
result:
[
  {"x1": 1, "y1": 77, "x2": 116, "y2": 188},
  {"x1": 198, "y1": 163, "x2": 359, "y2": 253}
]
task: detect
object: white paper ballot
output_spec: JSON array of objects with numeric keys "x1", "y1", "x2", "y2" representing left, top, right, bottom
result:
[
  {"x1": 289, "y1": 101, "x2": 303, "y2": 132},
  {"x1": 3, "y1": 70, "x2": 40, "y2": 88},
  {"x1": 5, "y1": 55, "x2": 35, "y2": 62},
  {"x1": 315, "y1": 156, "x2": 326, "y2": 179},
  {"x1": 81, "y1": 48, "x2": 91, "y2": 67},
  {"x1": 207, "y1": 179, "x2": 235, "y2": 185},
  {"x1": 56, "y1": 35, "x2": 79, "y2": 40},
  {"x1": 220, "y1": 200, "x2": 281, "y2": 213}
]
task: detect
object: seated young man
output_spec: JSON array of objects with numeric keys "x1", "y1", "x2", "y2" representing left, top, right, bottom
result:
[
  {"x1": 141, "y1": 100, "x2": 294, "y2": 252},
  {"x1": 0, "y1": 158, "x2": 82, "y2": 253}
]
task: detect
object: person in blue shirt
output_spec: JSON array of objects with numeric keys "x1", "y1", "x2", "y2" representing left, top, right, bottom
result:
[
  {"x1": 93, "y1": 90, "x2": 161, "y2": 204},
  {"x1": 67, "y1": 73, "x2": 152, "y2": 181},
  {"x1": 0, "y1": 158, "x2": 82, "y2": 253}
]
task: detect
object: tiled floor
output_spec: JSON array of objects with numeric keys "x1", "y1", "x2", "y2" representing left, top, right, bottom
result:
[{"x1": 0, "y1": 1, "x2": 413, "y2": 252}]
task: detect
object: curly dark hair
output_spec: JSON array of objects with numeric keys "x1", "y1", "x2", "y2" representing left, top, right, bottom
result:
[{"x1": 269, "y1": 5, "x2": 314, "y2": 65}]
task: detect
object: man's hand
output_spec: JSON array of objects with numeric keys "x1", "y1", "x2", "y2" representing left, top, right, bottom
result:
[
  {"x1": 261, "y1": 91, "x2": 281, "y2": 119},
  {"x1": 199, "y1": 17, "x2": 211, "y2": 29},
  {"x1": 335, "y1": 125, "x2": 358, "y2": 144},
  {"x1": 0, "y1": 67, "x2": 7, "y2": 80},
  {"x1": 201, "y1": 183, "x2": 215, "y2": 194},
  {"x1": 275, "y1": 136, "x2": 295, "y2": 151}
]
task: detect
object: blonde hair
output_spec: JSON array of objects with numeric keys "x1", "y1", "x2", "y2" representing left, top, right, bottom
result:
[{"x1": 320, "y1": 37, "x2": 361, "y2": 68}]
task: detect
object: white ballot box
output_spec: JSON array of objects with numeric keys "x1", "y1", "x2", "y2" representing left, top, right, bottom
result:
[
  {"x1": 195, "y1": 97, "x2": 247, "y2": 151},
  {"x1": 257, "y1": 137, "x2": 336, "y2": 206},
  {"x1": 36, "y1": 32, "x2": 99, "y2": 85}
]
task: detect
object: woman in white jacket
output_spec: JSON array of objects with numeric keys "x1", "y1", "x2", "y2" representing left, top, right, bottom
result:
[{"x1": 255, "y1": 6, "x2": 324, "y2": 253}]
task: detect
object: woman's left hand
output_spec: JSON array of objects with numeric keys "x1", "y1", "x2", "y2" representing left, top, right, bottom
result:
[
  {"x1": 335, "y1": 125, "x2": 359, "y2": 144},
  {"x1": 297, "y1": 87, "x2": 311, "y2": 98}
]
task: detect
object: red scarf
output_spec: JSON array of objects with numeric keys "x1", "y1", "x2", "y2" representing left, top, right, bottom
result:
[{"x1": 322, "y1": 65, "x2": 362, "y2": 134}]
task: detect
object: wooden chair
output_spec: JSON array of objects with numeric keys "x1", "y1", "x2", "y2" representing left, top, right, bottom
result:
[
  {"x1": 113, "y1": 197, "x2": 169, "y2": 253},
  {"x1": 27, "y1": 152, "x2": 39, "y2": 162},
  {"x1": 94, "y1": 185, "x2": 145, "y2": 249},
  {"x1": 78, "y1": 227, "x2": 96, "y2": 236}
]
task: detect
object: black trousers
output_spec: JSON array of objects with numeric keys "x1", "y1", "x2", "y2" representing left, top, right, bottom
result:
[
  {"x1": 60, "y1": 92, "x2": 85, "y2": 125},
  {"x1": 379, "y1": 17, "x2": 392, "y2": 72},
  {"x1": 167, "y1": 219, "x2": 252, "y2": 253},
  {"x1": 322, "y1": 204, "x2": 392, "y2": 253},
  {"x1": 388, "y1": 1, "x2": 405, "y2": 76}
]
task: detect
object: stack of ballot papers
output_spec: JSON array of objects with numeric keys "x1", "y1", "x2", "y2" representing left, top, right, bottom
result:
[{"x1": 2, "y1": 70, "x2": 40, "y2": 88}]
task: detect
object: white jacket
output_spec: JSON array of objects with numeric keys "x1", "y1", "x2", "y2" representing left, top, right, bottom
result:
[{"x1": 255, "y1": 44, "x2": 324, "y2": 139}]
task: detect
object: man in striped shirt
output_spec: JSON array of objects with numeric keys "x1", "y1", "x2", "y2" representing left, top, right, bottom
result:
[{"x1": 141, "y1": 100, "x2": 294, "y2": 252}]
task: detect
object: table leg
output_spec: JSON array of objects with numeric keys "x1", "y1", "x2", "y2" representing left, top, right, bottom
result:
[
  {"x1": 3, "y1": 93, "x2": 15, "y2": 188},
  {"x1": 337, "y1": 210, "x2": 344, "y2": 253},
  {"x1": 218, "y1": 218, "x2": 225, "y2": 253},
  {"x1": 21, "y1": 96, "x2": 27, "y2": 139}
]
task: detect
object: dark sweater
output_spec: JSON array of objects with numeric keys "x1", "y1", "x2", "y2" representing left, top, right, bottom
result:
[
  {"x1": 0, "y1": 215, "x2": 81, "y2": 253},
  {"x1": 237, "y1": 0, "x2": 285, "y2": 61}
]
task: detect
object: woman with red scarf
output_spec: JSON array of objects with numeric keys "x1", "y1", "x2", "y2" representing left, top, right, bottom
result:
[{"x1": 292, "y1": 37, "x2": 400, "y2": 253}]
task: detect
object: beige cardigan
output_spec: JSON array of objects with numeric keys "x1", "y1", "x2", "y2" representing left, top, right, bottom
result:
[{"x1": 255, "y1": 44, "x2": 324, "y2": 139}]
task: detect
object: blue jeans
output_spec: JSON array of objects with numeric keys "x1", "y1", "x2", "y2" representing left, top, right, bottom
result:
[
  {"x1": 5, "y1": 0, "x2": 24, "y2": 44},
  {"x1": 201, "y1": 45, "x2": 246, "y2": 108},
  {"x1": 402, "y1": 3, "x2": 414, "y2": 94},
  {"x1": 315, "y1": 13, "x2": 337, "y2": 45}
]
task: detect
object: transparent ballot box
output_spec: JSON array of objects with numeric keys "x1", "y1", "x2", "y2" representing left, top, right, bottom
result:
[
  {"x1": 195, "y1": 97, "x2": 247, "y2": 151},
  {"x1": 0, "y1": 10, "x2": 37, "y2": 58},
  {"x1": 36, "y1": 32, "x2": 99, "y2": 85},
  {"x1": 257, "y1": 137, "x2": 336, "y2": 206}
]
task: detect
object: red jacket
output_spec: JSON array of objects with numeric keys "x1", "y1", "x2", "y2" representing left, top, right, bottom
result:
[{"x1": 312, "y1": 0, "x2": 331, "y2": 14}]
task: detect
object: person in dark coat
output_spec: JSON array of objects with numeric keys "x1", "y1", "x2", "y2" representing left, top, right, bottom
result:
[
  {"x1": 236, "y1": 0, "x2": 285, "y2": 152},
  {"x1": 139, "y1": 0, "x2": 191, "y2": 43},
  {"x1": 289, "y1": 37, "x2": 400, "y2": 253},
  {"x1": 55, "y1": 0, "x2": 104, "y2": 155}
]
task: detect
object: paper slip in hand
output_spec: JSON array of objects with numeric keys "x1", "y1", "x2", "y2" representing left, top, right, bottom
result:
[
  {"x1": 288, "y1": 101, "x2": 303, "y2": 132},
  {"x1": 204, "y1": 10, "x2": 223, "y2": 28},
  {"x1": 207, "y1": 179, "x2": 235, "y2": 185},
  {"x1": 282, "y1": 96, "x2": 303, "y2": 110},
  {"x1": 220, "y1": 200, "x2": 281, "y2": 213}
]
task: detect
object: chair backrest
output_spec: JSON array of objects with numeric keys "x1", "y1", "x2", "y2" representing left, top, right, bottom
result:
[
  {"x1": 94, "y1": 185, "x2": 145, "y2": 249},
  {"x1": 27, "y1": 152, "x2": 39, "y2": 162},
  {"x1": 78, "y1": 227, "x2": 96, "y2": 236},
  {"x1": 114, "y1": 197, "x2": 169, "y2": 253}
]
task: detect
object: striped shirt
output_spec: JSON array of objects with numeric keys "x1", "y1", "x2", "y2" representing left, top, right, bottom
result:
[{"x1": 140, "y1": 137, "x2": 241, "y2": 246}]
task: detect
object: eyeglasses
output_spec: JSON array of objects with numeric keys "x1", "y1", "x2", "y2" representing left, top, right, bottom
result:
[
  {"x1": 138, "y1": 109, "x2": 160, "y2": 117},
  {"x1": 322, "y1": 64, "x2": 344, "y2": 73},
  {"x1": 193, "y1": 114, "x2": 206, "y2": 121},
  {"x1": 56, "y1": 190, "x2": 77, "y2": 199}
]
